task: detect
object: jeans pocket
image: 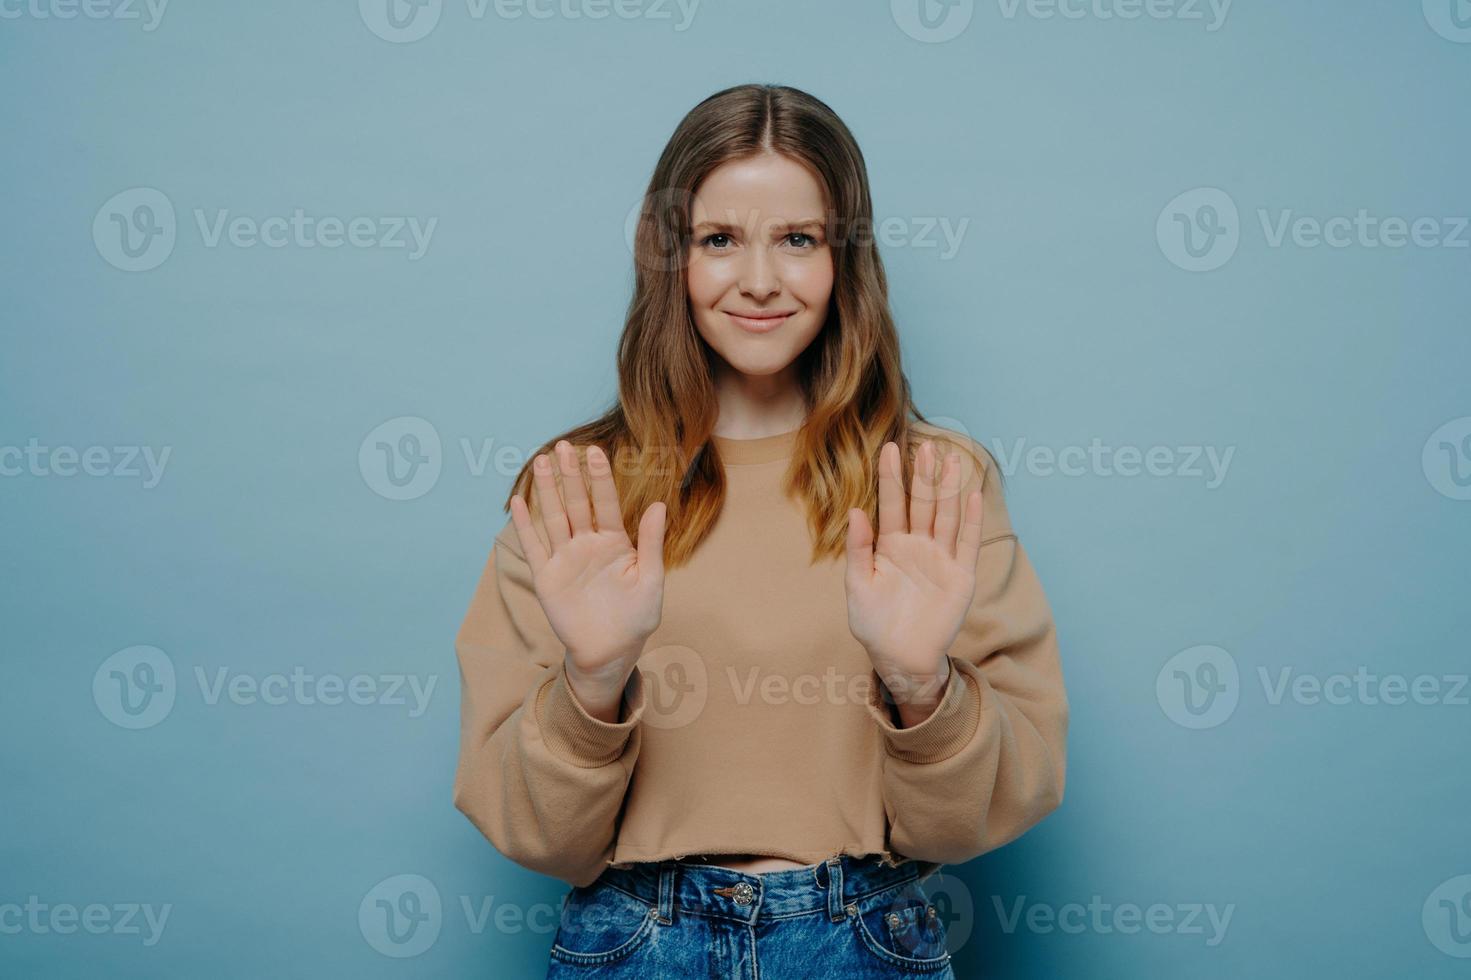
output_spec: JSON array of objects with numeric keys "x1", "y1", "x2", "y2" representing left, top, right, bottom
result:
[
  {"x1": 548, "y1": 880, "x2": 659, "y2": 967},
  {"x1": 848, "y1": 878, "x2": 952, "y2": 972}
]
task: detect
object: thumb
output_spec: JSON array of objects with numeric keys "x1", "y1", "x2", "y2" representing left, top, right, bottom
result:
[
  {"x1": 637, "y1": 501, "x2": 667, "y2": 580},
  {"x1": 845, "y1": 507, "x2": 874, "y2": 585}
]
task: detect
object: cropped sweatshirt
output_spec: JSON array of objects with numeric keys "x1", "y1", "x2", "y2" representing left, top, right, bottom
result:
[{"x1": 452, "y1": 423, "x2": 1069, "y2": 888}]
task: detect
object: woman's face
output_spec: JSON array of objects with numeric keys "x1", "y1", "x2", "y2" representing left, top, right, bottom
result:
[{"x1": 685, "y1": 152, "x2": 835, "y2": 381}]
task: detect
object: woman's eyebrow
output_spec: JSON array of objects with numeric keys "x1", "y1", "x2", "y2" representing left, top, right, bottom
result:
[{"x1": 691, "y1": 218, "x2": 826, "y2": 234}]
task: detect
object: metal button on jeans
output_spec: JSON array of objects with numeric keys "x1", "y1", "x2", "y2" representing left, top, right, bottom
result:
[{"x1": 712, "y1": 881, "x2": 757, "y2": 905}]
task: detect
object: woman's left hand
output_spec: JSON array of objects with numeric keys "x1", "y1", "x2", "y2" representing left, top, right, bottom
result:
[{"x1": 845, "y1": 440, "x2": 986, "y2": 721}]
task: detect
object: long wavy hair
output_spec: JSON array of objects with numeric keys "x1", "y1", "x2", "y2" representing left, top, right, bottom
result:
[{"x1": 504, "y1": 83, "x2": 990, "y2": 567}]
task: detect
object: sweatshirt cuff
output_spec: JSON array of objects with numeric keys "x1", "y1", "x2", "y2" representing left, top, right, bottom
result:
[
  {"x1": 865, "y1": 657, "x2": 984, "y2": 765},
  {"x1": 536, "y1": 658, "x2": 646, "y2": 767}
]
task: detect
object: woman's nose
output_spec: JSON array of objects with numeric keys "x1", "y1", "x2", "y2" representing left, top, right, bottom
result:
[{"x1": 738, "y1": 245, "x2": 780, "y2": 299}]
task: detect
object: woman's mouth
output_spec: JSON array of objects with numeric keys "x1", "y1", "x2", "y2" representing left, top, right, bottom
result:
[{"x1": 726, "y1": 310, "x2": 796, "y2": 333}]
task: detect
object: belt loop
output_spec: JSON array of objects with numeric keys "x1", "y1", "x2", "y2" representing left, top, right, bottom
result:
[
  {"x1": 826, "y1": 856, "x2": 846, "y2": 922},
  {"x1": 657, "y1": 861, "x2": 676, "y2": 925}
]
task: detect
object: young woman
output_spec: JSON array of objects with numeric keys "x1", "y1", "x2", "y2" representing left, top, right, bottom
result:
[{"x1": 454, "y1": 83, "x2": 1068, "y2": 978}]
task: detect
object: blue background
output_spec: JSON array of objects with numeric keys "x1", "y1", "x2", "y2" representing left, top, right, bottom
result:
[{"x1": 2, "y1": 0, "x2": 1468, "y2": 976}]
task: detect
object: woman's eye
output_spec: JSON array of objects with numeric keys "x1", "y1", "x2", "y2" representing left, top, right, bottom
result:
[
  {"x1": 787, "y1": 232, "x2": 818, "y2": 248},
  {"x1": 701, "y1": 233, "x2": 732, "y2": 249}
]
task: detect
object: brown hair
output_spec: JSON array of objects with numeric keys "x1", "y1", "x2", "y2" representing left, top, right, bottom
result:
[{"x1": 504, "y1": 82, "x2": 991, "y2": 566}]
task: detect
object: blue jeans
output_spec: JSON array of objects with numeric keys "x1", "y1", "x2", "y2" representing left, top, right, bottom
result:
[{"x1": 545, "y1": 853, "x2": 957, "y2": 978}]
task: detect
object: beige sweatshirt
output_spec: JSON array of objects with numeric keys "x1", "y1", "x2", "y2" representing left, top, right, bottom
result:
[{"x1": 452, "y1": 424, "x2": 1069, "y2": 888}]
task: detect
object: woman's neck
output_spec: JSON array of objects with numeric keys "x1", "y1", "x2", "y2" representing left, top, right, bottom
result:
[{"x1": 711, "y1": 363, "x2": 807, "y2": 439}]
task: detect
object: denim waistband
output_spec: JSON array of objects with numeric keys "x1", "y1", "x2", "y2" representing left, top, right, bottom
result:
[{"x1": 595, "y1": 854, "x2": 922, "y2": 925}]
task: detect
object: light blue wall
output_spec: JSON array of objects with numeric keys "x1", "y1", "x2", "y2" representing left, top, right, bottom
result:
[{"x1": 2, "y1": 1, "x2": 1468, "y2": 976}]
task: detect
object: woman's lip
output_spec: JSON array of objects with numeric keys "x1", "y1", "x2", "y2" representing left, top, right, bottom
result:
[{"x1": 726, "y1": 311, "x2": 795, "y2": 333}]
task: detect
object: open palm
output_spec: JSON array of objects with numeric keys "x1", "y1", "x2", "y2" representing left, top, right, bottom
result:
[
  {"x1": 510, "y1": 440, "x2": 667, "y2": 685},
  {"x1": 845, "y1": 440, "x2": 985, "y2": 695}
]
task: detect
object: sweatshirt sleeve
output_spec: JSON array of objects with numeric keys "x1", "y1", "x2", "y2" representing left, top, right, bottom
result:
[
  {"x1": 864, "y1": 440, "x2": 1069, "y2": 868},
  {"x1": 452, "y1": 517, "x2": 648, "y2": 888}
]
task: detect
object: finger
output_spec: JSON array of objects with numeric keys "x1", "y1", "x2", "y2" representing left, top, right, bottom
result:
[
  {"x1": 556, "y1": 440, "x2": 594, "y2": 534},
  {"x1": 586, "y1": 445, "x2": 624, "y2": 537},
  {"x1": 955, "y1": 488, "x2": 986, "y2": 569},
  {"x1": 509, "y1": 493, "x2": 549, "y2": 576},
  {"x1": 636, "y1": 501, "x2": 667, "y2": 580},
  {"x1": 877, "y1": 442, "x2": 907, "y2": 538},
  {"x1": 531, "y1": 451, "x2": 570, "y2": 550},
  {"x1": 908, "y1": 440, "x2": 936, "y2": 538},
  {"x1": 844, "y1": 507, "x2": 874, "y2": 584},
  {"x1": 933, "y1": 451, "x2": 962, "y2": 557}
]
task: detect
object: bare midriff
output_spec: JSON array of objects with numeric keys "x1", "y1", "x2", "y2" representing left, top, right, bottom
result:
[{"x1": 685, "y1": 853, "x2": 810, "y2": 874}]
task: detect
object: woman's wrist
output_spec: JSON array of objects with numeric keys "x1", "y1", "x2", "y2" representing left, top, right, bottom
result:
[{"x1": 563, "y1": 649, "x2": 643, "y2": 723}]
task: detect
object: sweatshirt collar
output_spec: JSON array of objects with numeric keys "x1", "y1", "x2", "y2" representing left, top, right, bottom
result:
[{"x1": 709, "y1": 426, "x2": 801, "y2": 466}]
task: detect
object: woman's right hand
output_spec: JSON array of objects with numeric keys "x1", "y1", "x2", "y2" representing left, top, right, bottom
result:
[{"x1": 509, "y1": 439, "x2": 667, "y2": 721}]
